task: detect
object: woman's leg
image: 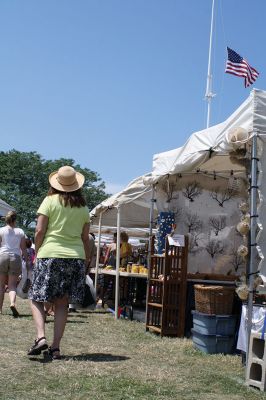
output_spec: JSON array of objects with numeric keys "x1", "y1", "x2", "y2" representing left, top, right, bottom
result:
[
  {"x1": 8, "y1": 274, "x2": 19, "y2": 307},
  {"x1": 0, "y1": 275, "x2": 7, "y2": 313},
  {"x1": 51, "y1": 295, "x2": 68, "y2": 351},
  {"x1": 30, "y1": 300, "x2": 46, "y2": 339},
  {"x1": 44, "y1": 301, "x2": 54, "y2": 316}
]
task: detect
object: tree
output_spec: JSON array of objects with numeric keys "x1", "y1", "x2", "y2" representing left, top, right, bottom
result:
[
  {"x1": 188, "y1": 232, "x2": 203, "y2": 254},
  {"x1": 184, "y1": 212, "x2": 202, "y2": 233},
  {"x1": 162, "y1": 181, "x2": 178, "y2": 203},
  {"x1": 210, "y1": 188, "x2": 235, "y2": 207},
  {"x1": 0, "y1": 150, "x2": 108, "y2": 235},
  {"x1": 209, "y1": 216, "x2": 226, "y2": 236},
  {"x1": 182, "y1": 182, "x2": 202, "y2": 202},
  {"x1": 229, "y1": 247, "x2": 245, "y2": 273},
  {"x1": 205, "y1": 240, "x2": 224, "y2": 258}
]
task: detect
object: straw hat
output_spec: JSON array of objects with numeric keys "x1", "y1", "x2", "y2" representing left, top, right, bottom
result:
[{"x1": 49, "y1": 166, "x2": 85, "y2": 192}]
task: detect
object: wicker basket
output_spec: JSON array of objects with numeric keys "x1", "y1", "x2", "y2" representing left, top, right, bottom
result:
[{"x1": 194, "y1": 285, "x2": 235, "y2": 315}]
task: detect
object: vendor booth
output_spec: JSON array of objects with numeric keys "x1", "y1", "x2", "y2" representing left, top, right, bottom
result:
[
  {"x1": 147, "y1": 88, "x2": 266, "y2": 389},
  {"x1": 91, "y1": 89, "x2": 266, "y2": 388},
  {"x1": 90, "y1": 174, "x2": 158, "y2": 319}
]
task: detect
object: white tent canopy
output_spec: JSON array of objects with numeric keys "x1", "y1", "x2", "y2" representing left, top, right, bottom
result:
[
  {"x1": 90, "y1": 225, "x2": 155, "y2": 238},
  {"x1": 150, "y1": 89, "x2": 266, "y2": 180},
  {"x1": 90, "y1": 89, "x2": 266, "y2": 324},
  {"x1": 0, "y1": 199, "x2": 15, "y2": 216},
  {"x1": 90, "y1": 173, "x2": 157, "y2": 319},
  {"x1": 147, "y1": 89, "x2": 266, "y2": 366},
  {"x1": 148, "y1": 89, "x2": 266, "y2": 282},
  {"x1": 90, "y1": 173, "x2": 157, "y2": 228}
]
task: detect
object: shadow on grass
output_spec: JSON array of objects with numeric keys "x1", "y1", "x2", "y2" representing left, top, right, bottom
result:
[
  {"x1": 29, "y1": 352, "x2": 130, "y2": 364},
  {"x1": 66, "y1": 320, "x2": 88, "y2": 324},
  {"x1": 65, "y1": 353, "x2": 131, "y2": 362},
  {"x1": 69, "y1": 314, "x2": 88, "y2": 318},
  {"x1": 17, "y1": 314, "x2": 32, "y2": 318},
  {"x1": 44, "y1": 319, "x2": 88, "y2": 325},
  {"x1": 79, "y1": 310, "x2": 112, "y2": 315}
]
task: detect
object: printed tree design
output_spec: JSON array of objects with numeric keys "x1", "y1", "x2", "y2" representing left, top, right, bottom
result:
[
  {"x1": 210, "y1": 188, "x2": 235, "y2": 207},
  {"x1": 162, "y1": 181, "x2": 178, "y2": 203},
  {"x1": 172, "y1": 207, "x2": 183, "y2": 224},
  {"x1": 205, "y1": 240, "x2": 224, "y2": 258},
  {"x1": 188, "y1": 232, "x2": 203, "y2": 254},
  {"x1": 182, "y1": 181, "x2": 202, "y2": 202},
  {"x1": 209, "y1": 216, "x2": 226, "y2": 236},
  {"x1": 184, "y1": 212, "x2": 203, "y2": 233},
  {"x1": 229, "y1": 248, "x2": 245, "y2": 273}
]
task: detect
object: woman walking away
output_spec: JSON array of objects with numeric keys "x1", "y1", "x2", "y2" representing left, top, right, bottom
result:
[
  {"x1": 28, "y1": 166, "x2": 90, "y2": 360},
  {"x1": 0, "y1": 211, "x2": 28, "y2": 317}
]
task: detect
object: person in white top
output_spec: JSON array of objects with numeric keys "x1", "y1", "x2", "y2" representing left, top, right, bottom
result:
[{"x1": 0, "y1": 211, "x2": 27, "y2": 317}]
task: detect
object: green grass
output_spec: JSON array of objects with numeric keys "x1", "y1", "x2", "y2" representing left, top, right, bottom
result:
[{"x1": 0, "y1": 298, "x2": 265, "y2": 400}]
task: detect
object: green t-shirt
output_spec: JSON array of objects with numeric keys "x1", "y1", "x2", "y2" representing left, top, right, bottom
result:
[{"x1": 37, "y1": 194, "x2": 90, "y2": 259}]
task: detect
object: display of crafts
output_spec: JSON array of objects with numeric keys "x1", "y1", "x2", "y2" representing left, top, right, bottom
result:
[
  {"x1": 235, "y1": 201, "x2": 250, "y2": 300},
  {"x1": 103, "y1": 264, "x2": 148, "y2": 274},
  {"x1": 104, "y1": 265, "x2": 114, "y2": 270}
]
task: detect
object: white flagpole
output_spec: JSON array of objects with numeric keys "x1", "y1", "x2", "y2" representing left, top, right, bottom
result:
[{"x1": 205, "y1": 0, "x2": 216, "y2": 128}]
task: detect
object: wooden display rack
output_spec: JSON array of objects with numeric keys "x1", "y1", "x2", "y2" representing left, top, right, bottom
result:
[{"x1": 146, "y1": 235, "x2": 188, "y2": 337}]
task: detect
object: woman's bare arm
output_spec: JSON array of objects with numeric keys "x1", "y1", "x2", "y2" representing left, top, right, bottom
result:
[
  {"x1": 20, "y1": 236, "x2": 29, "y2": 271},
  {"x1": 20, "y1": 236, "x2": 28, "y2": 261},
  {"x1": 35, "y1": 214, "x2": 49, "y2": 255},
  {"x1": 81, "y1": 223, "x2": 90, "y2": 272}
]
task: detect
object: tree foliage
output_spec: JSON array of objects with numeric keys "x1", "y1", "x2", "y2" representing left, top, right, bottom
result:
[{"x1": 0, "y1": 150, "x2": 108, "y2": 235}]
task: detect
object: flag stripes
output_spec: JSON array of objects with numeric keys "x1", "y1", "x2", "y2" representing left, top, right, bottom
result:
[{"x1": 225, "y1": 47, "x2": 259, "y2": 88}]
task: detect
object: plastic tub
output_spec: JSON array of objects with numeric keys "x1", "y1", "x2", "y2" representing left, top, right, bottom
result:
[
  {"x1": 192, "y1": 310, "x2": 237, "y2": 336},
  {"x1": 192, "y1": 329, "x2": 234, "y2": 354}
]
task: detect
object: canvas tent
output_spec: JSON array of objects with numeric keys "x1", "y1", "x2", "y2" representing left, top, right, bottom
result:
[
  {"x1": 146, "y1": 88, "x2": 266, "y2": 364},
  {"x1": 90, "y1": 89, "x2": 266, "y2": 355},
  {"x1": 0, "y1": 199, "x2": 15, "y2": 216},
  {"x1": 147, "y1": 89, "x2": 265, "y2": 282},
  {"x1": 90, "y1": 225, "x2": 155, "y2": 239},
  {"x1": 90, "y1": 173, "x2": 158, "y2": 318},
  {"x1": 151, "y1": 88, "x2": 266, "y2": 179},
  {"x1": 90, "y1": 173, "x2": 157, "y2": 228}
]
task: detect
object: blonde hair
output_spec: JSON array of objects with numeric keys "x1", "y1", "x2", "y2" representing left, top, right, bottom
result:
[
  {"x1": 120, "y1": 231, "x2": 129, "y2": 242},
  {"x1": 5, "y1": 211, "x2": 17, "y2": 225}
]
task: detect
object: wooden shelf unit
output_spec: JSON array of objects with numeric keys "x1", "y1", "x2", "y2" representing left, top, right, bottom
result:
[{"x1": 146, "y1": 236, "x2": 188, "y2": 337}]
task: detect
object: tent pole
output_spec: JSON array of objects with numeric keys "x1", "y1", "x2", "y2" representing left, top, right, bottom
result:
[
  {"x1": 246, "y1": 134, "x2": 258, "y2": 368},
  {"x1": 94, "y1": 212, "x2": 102, "y2": 288},
  {"x1": 147, "y1": 185, "x2": 156, "y2": 269},
  {"x1": 115, "y1": 206, "x2": 121, "y2": 320},
  {"x1": 145, "y1": 185, "x2": 156, "y2": 326},
  {"x1": 146, "y1": 185, "x2": 156, "y2": 327}
]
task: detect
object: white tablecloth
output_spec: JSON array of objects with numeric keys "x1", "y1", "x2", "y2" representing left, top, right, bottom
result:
[{"x1": 237, "y1": 304, "x2": 266, "y2": 353}]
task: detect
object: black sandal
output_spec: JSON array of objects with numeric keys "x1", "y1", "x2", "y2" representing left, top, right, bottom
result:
[
  {"x1": 48, "y1": 347, "x2": 61, "y2": 360},
  {"x1": 27, "y1": 337, "x2": 48, "y2": 356},
  {"x1": 10, "y1": 305, "x2": 19, "y2": 318}
]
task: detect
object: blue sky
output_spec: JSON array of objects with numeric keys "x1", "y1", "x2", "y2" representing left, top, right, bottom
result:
[{"x1": 0, "y1": 0, "x2": 265, "y2": 195}]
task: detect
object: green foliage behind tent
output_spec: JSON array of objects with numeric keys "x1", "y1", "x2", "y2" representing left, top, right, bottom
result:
[{"x1": 0, "y1": 150, "x2": 108, "y2": 236}]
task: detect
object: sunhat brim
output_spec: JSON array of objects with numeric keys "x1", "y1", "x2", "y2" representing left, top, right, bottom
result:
[{"x1": 49, "y1": 170, "x2": 85, "y2": 192}]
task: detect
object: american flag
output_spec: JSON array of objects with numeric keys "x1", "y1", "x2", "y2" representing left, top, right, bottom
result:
[{"x1": 225, "y1": 47, "x2": 259, "y2": 88}]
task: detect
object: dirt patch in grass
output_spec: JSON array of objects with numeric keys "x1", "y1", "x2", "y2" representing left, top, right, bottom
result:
[{"x1": 0, "y1": 298, "x2": 265, "y2": 400}]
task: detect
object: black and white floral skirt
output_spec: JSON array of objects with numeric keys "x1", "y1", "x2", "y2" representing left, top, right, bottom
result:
[{"x1": 28, "y1": 258, "x2": 86, "y2": 303}]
